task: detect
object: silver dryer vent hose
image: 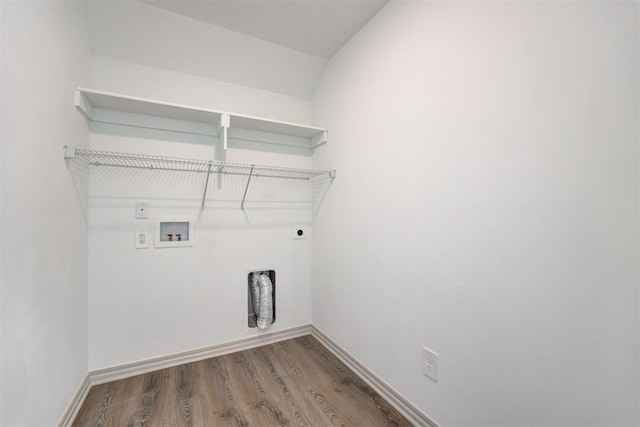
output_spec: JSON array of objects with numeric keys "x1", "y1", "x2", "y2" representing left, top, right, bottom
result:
[{"x1": 251, "y1": 272, "x2": 273, "y2": 329}]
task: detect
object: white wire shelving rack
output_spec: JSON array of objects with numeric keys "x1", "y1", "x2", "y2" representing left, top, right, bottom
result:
[{"x1": 64, "y1": 146, "x2": 336, "y2": 210}]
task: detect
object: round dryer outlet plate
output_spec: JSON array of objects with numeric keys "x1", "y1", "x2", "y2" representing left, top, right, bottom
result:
[{"x1": 293, "y1": 226, "x2": 307, "y2": 240}]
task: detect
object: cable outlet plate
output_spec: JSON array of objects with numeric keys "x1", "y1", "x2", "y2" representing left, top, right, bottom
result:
[
  {"x1": 135, "y1": 201, "x2": 149, "y2": 219},
  {"x1": 422, "y1": 347, "x2": 438, "y2": 381}
]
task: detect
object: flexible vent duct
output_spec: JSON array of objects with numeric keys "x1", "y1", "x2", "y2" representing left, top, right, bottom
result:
[
  {"x1": 251, "y1": 272, "x2": 273, "y2": 329},
  {"x1": 251, "y1": 272, "x2": 261, "y2": 317}
]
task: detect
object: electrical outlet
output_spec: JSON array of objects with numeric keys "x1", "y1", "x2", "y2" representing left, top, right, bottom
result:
[
  {"x1": 135, "y1": 230, "x2": 149, "y2": 249},
  {"x1": 422, "y1": 347, "x2": 438, "y2": 381},
  {"x1": 135, "y1": 201, "x2": 149, "y2": 219}
]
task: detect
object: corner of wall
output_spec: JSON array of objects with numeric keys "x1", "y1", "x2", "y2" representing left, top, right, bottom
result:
[{"x1": 0, "y1": 0, "x2": 4, "y2": 422}]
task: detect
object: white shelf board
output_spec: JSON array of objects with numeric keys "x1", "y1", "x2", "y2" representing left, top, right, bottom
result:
[
  {"x1": 230, "y1": 114, "x2": 325, "y2": 139},
  {"x1": 76, "y1": 87, "x2": 223, "y2": 124},
  {"x1": 75, "y1": 87, "x2": 327, "y2": 147}
]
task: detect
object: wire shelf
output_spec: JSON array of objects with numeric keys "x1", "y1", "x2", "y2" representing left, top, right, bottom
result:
[
  {"x1": 64, "y1": 146, "x2": 336, "y2": 210},
  {"x1": 65, "y1": 147, "x2": 334, "y2": 180}
]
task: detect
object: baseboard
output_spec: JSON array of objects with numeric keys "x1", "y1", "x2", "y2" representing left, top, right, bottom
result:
[
  {"x1": 311, "y1": 326, "x2": 438, "y2": 427},
  {"x1": 90, "y1": 324, "x2": 312, "y2": 385},
  {"x1": 57, "y1": 374, "x2": 91, "y2": 427}
]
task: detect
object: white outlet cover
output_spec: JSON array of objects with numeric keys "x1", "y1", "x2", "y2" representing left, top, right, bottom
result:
[
  {"x1": 422, "y1": 347, "x2": 438, "y2": 381},
  {"x1": 135, "y1": 229, "x2": 149, "y2": 249}
]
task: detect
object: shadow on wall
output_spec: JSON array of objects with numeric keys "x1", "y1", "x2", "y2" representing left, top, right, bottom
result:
[{"x1": 66, "y1": 155, "x2": 90, "y2": 225}]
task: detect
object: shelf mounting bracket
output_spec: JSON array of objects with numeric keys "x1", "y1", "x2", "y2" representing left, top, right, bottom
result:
[
  {"x1": 310, "y1": 131, "x2": 327, "y2": 150},
  {"x1": 240, "y1": 165, "x2": 255, "y2": 211},
  {"x1": 63, "y1": 145, "x2": 77, "y2": 159},
  {"x1": 201, "y1": 161, "x2": 213, "y2": 209}
]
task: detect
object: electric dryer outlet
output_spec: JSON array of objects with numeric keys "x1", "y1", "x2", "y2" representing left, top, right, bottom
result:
[{"x1": 293, "y1": 226, "x2": 309, "y2": 240}]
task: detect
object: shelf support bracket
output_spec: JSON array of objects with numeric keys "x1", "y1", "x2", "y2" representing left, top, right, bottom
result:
[
  {"x1": 201, "y1": 161, "x2": 213, "y2": 209},
  {"x1": 74, "y1": 89, "x2": 93, "y2": 121},
  {"x1": 217, "y1": 114, "x2": 230, "y2": 189},
  {"x1": 217, "y1": 114, "x2": 230, "y2": 162},
  {"x1": 240, "y1": 165, "x2": 255, "y2": 211},
  {"x1": 63, "y1": 145, "x2": 77, "y2": 159},
  {"x1": 310, "y1": 131, "x2": 327, "y2": 150}
]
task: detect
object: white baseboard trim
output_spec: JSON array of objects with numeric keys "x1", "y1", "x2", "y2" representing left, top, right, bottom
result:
[
  {"x1": 58, "y1": 374, "x2": 91, "y2": 427},
  {"x1": 89, "y1": 324, "x2": 312, "y2": 385},
  {"x1": 311, "y1": 326, "x2": 438, "y2": 427}
]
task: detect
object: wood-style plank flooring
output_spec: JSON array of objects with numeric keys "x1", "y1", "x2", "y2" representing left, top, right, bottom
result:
[{"x1": 73, "y1": 336, "x2": 411, "y2": 426}]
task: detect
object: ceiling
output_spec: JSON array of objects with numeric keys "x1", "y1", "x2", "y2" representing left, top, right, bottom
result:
[{"x1": 138, "y1": 0, "x2": 389, "y2": 59}]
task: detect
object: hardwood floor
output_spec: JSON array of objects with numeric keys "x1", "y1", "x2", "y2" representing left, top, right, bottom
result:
[{"x1": 73, "y1": 336, "x2": 412, "y2": 426}]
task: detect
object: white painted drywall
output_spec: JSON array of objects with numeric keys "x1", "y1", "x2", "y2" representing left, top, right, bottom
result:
[
  {"x1": 91, "y1": 56, "x2": 314, "y2": 125},
  {"x1": 87, "y1": 60, "x2": 318, "y2": 370},
  {"x1": 1, "y1": 1, "x2": 91, "y2": 425},
  {"x1": 312, "y1": 1, "x2": 639, "y2": 425},
  {"x1": 85, "y1": 0, "x2": 327, "y2": 100},
  {"x1": 0, "y1": 0, "x2": 4, "y2": 422}
]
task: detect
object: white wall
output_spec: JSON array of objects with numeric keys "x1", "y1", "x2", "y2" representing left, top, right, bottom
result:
[
  {"x1": 312, "y1": 1, "x2": 639, "y2": 425},
  {"x1": 91, "y1": 56, "x2": 314, "y2": 125},
  {"x1": 85, "y1": 0, "x2": 326, "y2": 99},
  {"x1": 0, "y1": 0, "x2": 4, "y2": 422},
  {"x1": 1, "y1": 1, "x2": 91, "y2": 425},
  {"x1": 87, "y1": 59, "x2": 318, "y2": 370}
]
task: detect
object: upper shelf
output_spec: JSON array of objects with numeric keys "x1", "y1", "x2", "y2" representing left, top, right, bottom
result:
[
  {"x1": 75, "y1": 87, "x2": 328, "y2": 159},
  {"x1": 76, "y1": 87, "x2": 223, "y2": 124}
]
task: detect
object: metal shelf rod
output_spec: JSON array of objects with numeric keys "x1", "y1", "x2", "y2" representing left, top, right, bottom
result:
[
  {"x1": 240, "y1": 165, "x2": 255, "y2": 211},
  {"x1": 201, "y1": 161, "x2": 213, "y2": 209}
]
